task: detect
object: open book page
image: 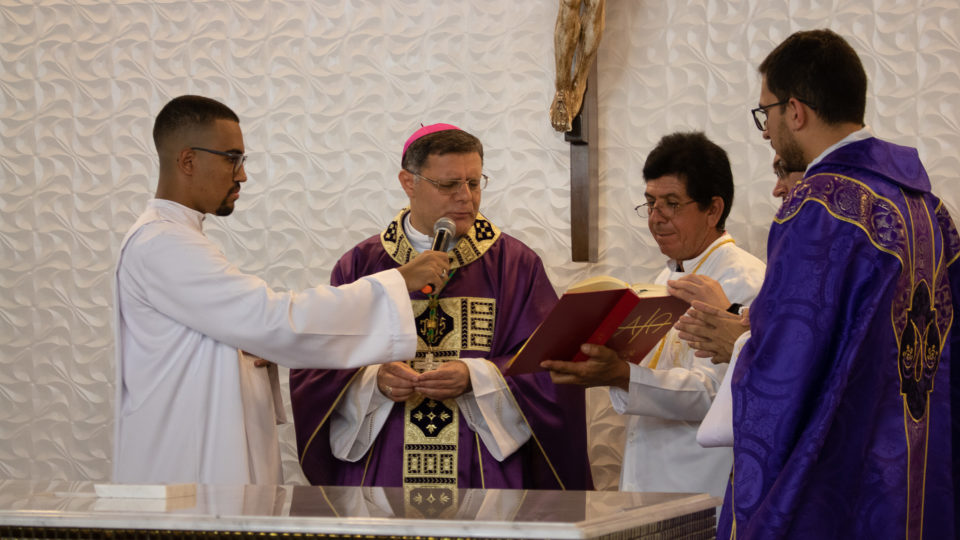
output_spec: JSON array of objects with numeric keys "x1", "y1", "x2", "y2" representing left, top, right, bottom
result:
[
  {"x1": 631, "y1": 283, "x2": 666, "y2": 297},
  {"x1": 566, "y1": 275, "x2": 631, "y2": 293},
  {"x1": 567, "y1": 275, "x2": 665, "y2": 298}
]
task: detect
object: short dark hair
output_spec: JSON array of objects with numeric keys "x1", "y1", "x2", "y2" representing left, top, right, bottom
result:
[
  {"x1": 153, "y1": 95, "x2": 239, "y2": 153},
  {"x1": 642, "y1": 131, "x2": 733, "y2": 232},
  {"x1": 401, "y1": 129, "x2": 484, "y2": 172},
  {"x1": 759, "y1": 29, "x2": 867, "y2": 126}
]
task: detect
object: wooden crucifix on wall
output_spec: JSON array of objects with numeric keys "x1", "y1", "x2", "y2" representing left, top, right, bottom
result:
[{"x1": 550, "y1": 0, "x2": 605, "y2": 262}]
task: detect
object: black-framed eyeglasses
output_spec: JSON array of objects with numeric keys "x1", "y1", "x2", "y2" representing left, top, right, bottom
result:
[
  {"x1": 635, "y1": 200, "x2": 698, "y2": 219},
  {"x1": 191, "y1": 147, "x2": 247, "y2": 175},
  {"x1": 751, "y1": 98, "x2": 817, "y2": 131},
  {"x1": 750, "y1": 100, "x2": 789, "y2": 131},
  {"x1": 406, "y1": 170, "x2": 489, "y2": 195}
]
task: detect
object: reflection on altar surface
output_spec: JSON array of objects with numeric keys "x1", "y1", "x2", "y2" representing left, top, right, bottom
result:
[{"x1": 0, "y1": 480, "x2": 719, "y2": 539}]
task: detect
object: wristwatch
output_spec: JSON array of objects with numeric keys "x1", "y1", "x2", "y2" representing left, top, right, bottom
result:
[{"x1": 726, "y1": 303, "x2": 743, "y2": 315}]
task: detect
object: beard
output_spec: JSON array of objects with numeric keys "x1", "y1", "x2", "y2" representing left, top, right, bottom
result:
[
  {"x1": 775, "y1": 122, "x2": 807, "y2": 173},
  {"x1": 214, "y1": 202, "x2": 234, "y2": 217},
  {"x1": 215, "y1": 185, "x2": 239, "y2": 216}
]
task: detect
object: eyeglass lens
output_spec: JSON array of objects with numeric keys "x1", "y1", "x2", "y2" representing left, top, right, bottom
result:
[{"x1": 636, "y1": 202, "x2": 675, "y2": 218}]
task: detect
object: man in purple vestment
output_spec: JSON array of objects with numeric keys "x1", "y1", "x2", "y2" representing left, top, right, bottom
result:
[
  {"x1": 290, "y1": 124, "x2": 592, "y2": 517},
  {"x1": 718, "y1": 29, "x2": 958, "y2": 538}
]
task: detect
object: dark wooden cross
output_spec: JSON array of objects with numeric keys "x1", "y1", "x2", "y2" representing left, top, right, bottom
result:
[{"x1": 565, "y1": 61, "x2": 599, "y2": 262}]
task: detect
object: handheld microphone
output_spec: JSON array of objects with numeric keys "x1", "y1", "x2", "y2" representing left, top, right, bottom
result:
[{"x1": 421, "y1": 217, "x2": 456, "y2": 294}]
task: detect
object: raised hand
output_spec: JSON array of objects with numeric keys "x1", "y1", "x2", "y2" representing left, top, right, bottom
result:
[
  {"x1": 666, "y1": 274, "x2": 730, "y2": 308},
  {"x1": 397, "y1": 250, "x2": 451, "y2": 293}
]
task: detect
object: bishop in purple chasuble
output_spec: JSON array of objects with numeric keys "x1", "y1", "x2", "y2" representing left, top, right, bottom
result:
[
  {"x1": 291, "y1": 210, "x2": 593, "y2": 517},
  {"x1": 719, "y1": 138, "x2": 958, "y2": 539}
]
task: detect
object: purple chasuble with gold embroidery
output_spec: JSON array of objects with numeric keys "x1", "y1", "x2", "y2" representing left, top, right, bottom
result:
[
  {"x1": 719, "y1": 137, "x2": 959, "y2": 539},
  {"x1": 290, "y1": 210, "x2": 593, "y2": 495}
]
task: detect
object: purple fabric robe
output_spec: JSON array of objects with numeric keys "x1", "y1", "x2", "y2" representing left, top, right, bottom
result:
[
  {"x1": 290, "y1": 211, "x2": 593, "y2": 491},
  {"x1": 719, "y1": 137, "x2": 958, "y2": 539}
]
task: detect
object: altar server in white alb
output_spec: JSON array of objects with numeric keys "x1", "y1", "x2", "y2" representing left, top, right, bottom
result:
[{"x1": 113, "y1": 95, "x2": 450, "y2": 485}]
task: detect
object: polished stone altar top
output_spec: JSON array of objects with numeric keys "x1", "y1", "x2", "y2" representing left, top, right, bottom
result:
[{"x1": 0, "y1": 480, "x2": 719, "y2": 539}]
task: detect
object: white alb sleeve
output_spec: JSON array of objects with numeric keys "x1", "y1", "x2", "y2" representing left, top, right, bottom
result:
[
  {"x1": 329, "y1": 365, "x2": 395, "y2": 461},
  {"x1": 455, "y1": 357, "x2": 531, "y2": 461},
  {"x1": 609, "y1": 358, "x2": 727, "y2": 421},
  {"x1": 696, "y1": 331, "x2": 751, "y2": 447}
]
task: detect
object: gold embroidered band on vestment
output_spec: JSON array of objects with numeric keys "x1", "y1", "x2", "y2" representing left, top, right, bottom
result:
[
  {"x1": 774, "y1": 173, "x2": 953, "y2": 537},
  {"x1": 380, "y1": 208, "x2": 501, "y2": 267},
  {"x1": 402, "y1": 296, "x2": 495, "y2": 518},
  {"x1": 380, "y1": 208, "x2": 499, "y2": 517}
]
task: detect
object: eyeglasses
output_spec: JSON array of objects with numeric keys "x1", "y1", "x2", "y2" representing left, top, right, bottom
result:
[
  {"x1": 406, "y1": 170, "x2": 488, "y2": 195},
  {"x1": 750, "y1": 98, "x2": 817, "y2": 131},
  {"x1": 192, "y1": 147, "x2": 247, "y2": 175},
  {"x1": 750, "y1": 100, "x2": 789, "y2": 131},
  {"x1": 773, "y1": 159, "x2": 804, "y2": 180},
  {"x1": 773, "y1": 159, "x2": 788, "y2": 179},
  {"x1": 635, "y1": 200, "x2": 698, "y2": 219}
]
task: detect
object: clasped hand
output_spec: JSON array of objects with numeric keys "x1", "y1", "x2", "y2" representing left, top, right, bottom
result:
[
  {"x1": 675, "y1": 300, "x2": 749, "y2": 364},
  {"x1": 666, "y1": 274, "x2": 730, "y2": 307},
  {"x1": 376, "y1": 360, "x2": 471, "y2": 402}
]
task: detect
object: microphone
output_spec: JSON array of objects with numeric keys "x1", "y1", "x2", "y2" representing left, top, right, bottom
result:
[{"x1": 421, "y1": 217, "x2": 456, "y2": 294}]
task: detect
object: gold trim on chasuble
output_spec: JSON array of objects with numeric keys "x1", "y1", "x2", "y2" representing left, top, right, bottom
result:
[
  {"x1": 380, "y1": 208, "x2": 501, "y2": 270},
  {"x1": 381, "y1": 208, "x2": 499, "y2": 518},
  {"x1": 298, "y1": 370, "x2": 363, "y2": 466},
  {"x1": 937, "y1": 200, "x2": 960, "y2": 268},
  {"x1": 776, "y1": 173, "x2": 950, "y2": 539}
]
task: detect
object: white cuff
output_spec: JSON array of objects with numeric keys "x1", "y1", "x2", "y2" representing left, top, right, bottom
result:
[
  {"x1": 696, "y1": 331, "x2": 750, "y2": 447},
  {"x1": 329, "y1": 365, "x2": 394, "y2": 461},
  {"x1": 607, "y1": 363, "x2": 642, "y2": 415},
  {"x1": 455, "y1": 357, "x2": 531, "y2": 461}
]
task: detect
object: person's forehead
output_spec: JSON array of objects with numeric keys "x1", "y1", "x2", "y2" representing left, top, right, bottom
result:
[
  {"x1": 759, "y1": 76, "x2": 776, "y2": 101},
  {"x1": 422, "y1": 152, "x2": 482, "y2": 172},
  {"x1": 644, "y1": 174, "x2": 688, "y2": 198},
  {"x1": 209, "y1": 118, "x2": 244, "y2": 149}
]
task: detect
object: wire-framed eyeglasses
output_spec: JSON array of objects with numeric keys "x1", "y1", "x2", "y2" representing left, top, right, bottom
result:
[
  {"x1": 192, "y1": 147, "x2": 247, "y2": 175},
  {"x1": 406, "y1": 170, "x2": 489, "y2": 195},
  {"x1": 635, "y1": 200, "x2": 698, "y2": 219},
  {"x1": 774, "y1": 158, "x2": 805, "y2": 180}
]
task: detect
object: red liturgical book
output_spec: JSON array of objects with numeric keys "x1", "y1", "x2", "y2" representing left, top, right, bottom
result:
[{"x1": 502, "y1": 277, "x2": 689, "y2": 376}]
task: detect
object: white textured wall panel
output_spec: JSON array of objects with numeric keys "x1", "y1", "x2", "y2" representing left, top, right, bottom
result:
[{"x1": 1, "y1": 0, "x2": 958, "y2": 483}]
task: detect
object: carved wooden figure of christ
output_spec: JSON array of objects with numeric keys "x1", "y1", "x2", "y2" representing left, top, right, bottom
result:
[{"x1": 551, "y1": 0, "x2": 604, "y2": 262}]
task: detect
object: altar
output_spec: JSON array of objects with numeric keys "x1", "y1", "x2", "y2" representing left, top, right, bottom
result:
[{"x1": 0, "y1": 480, "x2": 719, "y2": 539}]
